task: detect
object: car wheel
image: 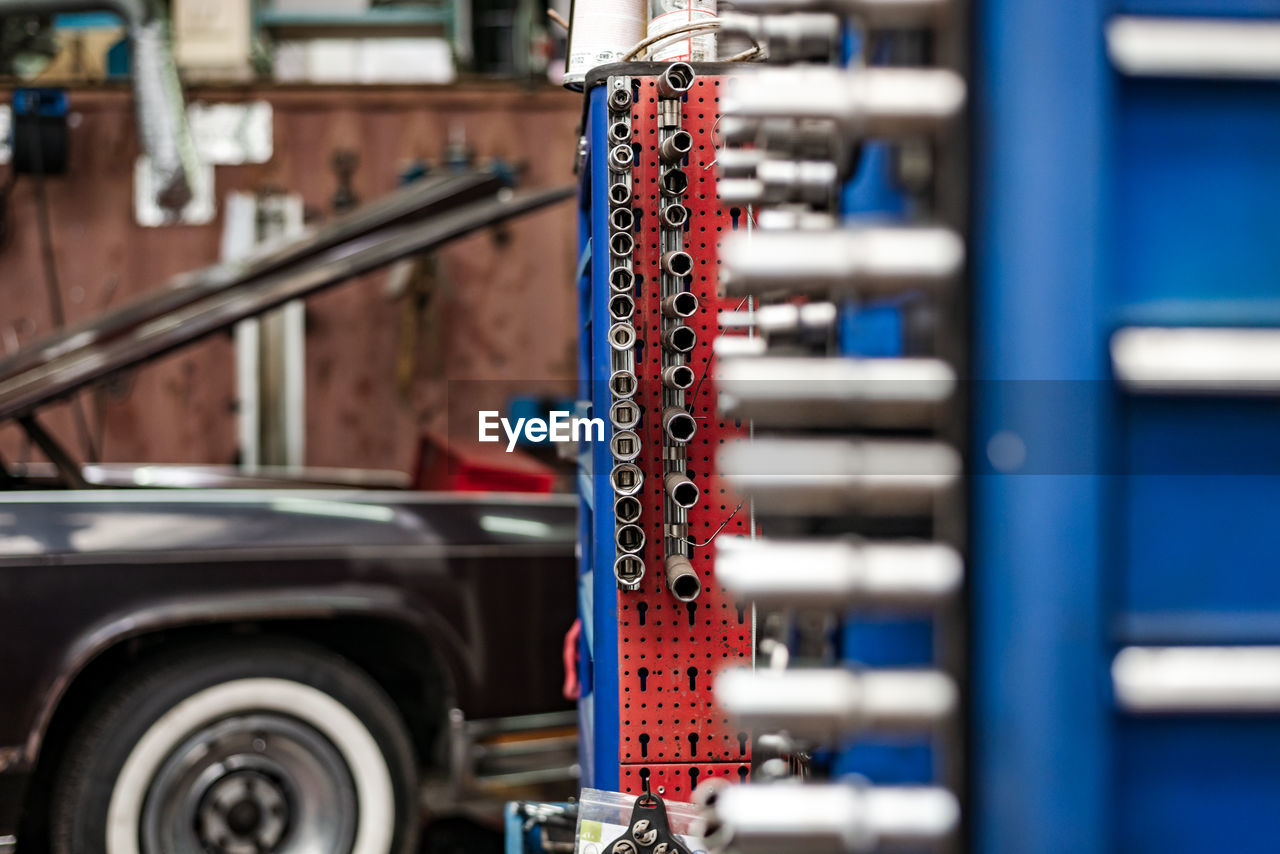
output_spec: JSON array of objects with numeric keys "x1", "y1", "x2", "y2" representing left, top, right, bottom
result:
[{"x1": 50, "y1": 639, "x2": 419, "y2": 854}]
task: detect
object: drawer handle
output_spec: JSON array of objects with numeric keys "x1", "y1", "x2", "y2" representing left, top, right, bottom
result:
[
  {"x1": 1112, "y1": 326, "x2": 1280, "y2": 395},
  {"x1": 1107, "y1": 16, "x2": 1280, "y2": 80},
  {"x1": 1113, "y1": 646, "x2": 1280, "y2": 713}
]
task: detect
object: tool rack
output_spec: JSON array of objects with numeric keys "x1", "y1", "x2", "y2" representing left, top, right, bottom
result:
[{"x1": 575, "y1": 62, "x2": 753, "y2": 797}]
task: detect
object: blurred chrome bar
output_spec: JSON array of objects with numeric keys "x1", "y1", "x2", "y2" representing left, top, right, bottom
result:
[
  {"x1": 721, "y1": 227, "x2": 963, "y2": 298},
  {"x1": 721, "y1": 302, "x2": 839, "y2": 337},
  {"x1": 1107, "y1": 16, "x2": 1280, "y2": 80},
  {"x1": 699, "y1": 782, "x2": 960, "y2": 853},
  {"x1": 720, "y1": 438, "x2": 960, "y2": 516},
  {"x1": 724, "y1": 0, "x2": 953, "y2": 28},
  {"x1": 1113, "y1": 646, "x2": 1280, "y2": 713},
  {"x1": 1111, "y1": 326, "x2": 1280, "y2": 395},
  {"x1": 717, "y1": 668, "x2": 957, "y2": 740},
  {"x1": 725, "y1": 67, "x2": 965, "y2": 136},
  {"x1": 720, "y1": 12, "x2": 841, "y2": 64},
  {"x1": 717, "y1": 356, "x2": 955, "y2": 428},
  {"x1": 717, "y1": 537, "x2": 962, "y2": 610}
]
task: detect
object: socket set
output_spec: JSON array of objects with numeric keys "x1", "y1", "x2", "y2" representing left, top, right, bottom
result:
[
  {"x1": 578, "y1": 63, "x2": 756, "y2": 797},
  {"x1": 696, "y1": 1, "x2": 969, "y2": 851}
]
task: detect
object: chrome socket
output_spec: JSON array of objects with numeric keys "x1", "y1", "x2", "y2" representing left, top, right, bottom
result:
[
  {"x1": 608, "y1": 143, "x2": 635, "y2": 172},
  {"x1": 609, "y1": 399, "x2": 641, "y2": 431},
  {"x1": 614, "y1": 553, "x2": 645, "y2": 589},
  {"x1": 664, "y1": 471, "x2": 701, "y2": 509},
  {"x1": 610, "y1": 206, "x2": 635, "y2": 232},
  {"x1": 608, "y1": 293, "x2": 636, "y2": 322},
  {"x1": 608, "y1": 323, "x2": 637, "y2": 351},
  {"x1": 609, "y1": 266, "x2": 635, "y2": 293},
  {"x1": 720, "y1": 226, "x2": 964, "y2": 299},
  {"x1": 656, "y1": 61, "x2": 695, "y2": 98},
  {"x1": 659, "y1": 129, "x2": 694, "y2": 163},
  {"x1": 661, "y1": 325, "x2": 697, "y2": 354},
  {"x1": 665, "y1": 554, "x2": 702, "y2": 602},
  {"x1": 719, "y1": 437, "x2": 960, "y2": 516},
  {"x1": 615, "y1": 493, "x2": 643, "y2": 524},
  {"x1": 610, "y1": 462, "x2": 644, "y2": 496},
  {"x1": 610, "y1": 429, "x2": 642, "y2": 462},
  {"x1": 716, "y1": 537, "x2": 963, "y2": 610},
  {"x1": 662, "y1": 406, "x2": 698, "y2": 443},
  {"x1": 615, "y1": 523, "x2": 647, "y2": 554},
  {"x1": 660, "y1": 203, "x2": 689, "y2": 229},
  {"x1": 716, "y1": 667, "x2": 958, "y2": 741},
  {"x1": 661, "y1": 291, "x2": 699, "y2": 318},
  {"x1": 661, "y1": 250, "x2": 694, "y2": 277},
  {"x1": 609, "y1": 369, "x2": 638, "y2": 399},
  {"x1": 609, "y1": 181, "x2": 633, "y2": 206},
  {"x1": 608, "y1": 85, "x2": 633, "y2": 111},
  {"x1": 662, "y1": 364, "x2": 697, "y2": 390},
  {"x1": 659, "y1": 168, "x2": 689, "y2": 197},
  {"x1": 609, "y1": 230, "x2": 635, "y2": 259},
  {"x1": 608, "y1": 119, "x2": 632, "y2": 144}
]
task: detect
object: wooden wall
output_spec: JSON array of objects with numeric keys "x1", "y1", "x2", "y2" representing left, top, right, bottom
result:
[{"x1": 0, "y1": 84, "x2": 582, "y2": 475}]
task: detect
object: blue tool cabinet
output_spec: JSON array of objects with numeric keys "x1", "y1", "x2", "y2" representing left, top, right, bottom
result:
[{"x1": 973, "y1": 1, "x2": 1280, "y2": 851}]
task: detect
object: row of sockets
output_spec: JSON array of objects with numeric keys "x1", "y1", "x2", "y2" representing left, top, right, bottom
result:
[
  {"x1": 605, "y1": 65, "x2": 706, "y2": 602},
  {"x1": 697, "y1": 4, "x2": 969, "y2": 853}
]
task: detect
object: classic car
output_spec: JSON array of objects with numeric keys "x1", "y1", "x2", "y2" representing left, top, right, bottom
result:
[{"x1": 0, "y1": 174, "x2": 579, "y2": 854}]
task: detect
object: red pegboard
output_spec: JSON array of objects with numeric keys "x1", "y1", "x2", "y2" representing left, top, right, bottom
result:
[
  {"x1": 618, "y1": 73, "x2": 752, "y2": 786},
  {"x1": 621, "y1": 762, "x2": 751, "y2": 802}
]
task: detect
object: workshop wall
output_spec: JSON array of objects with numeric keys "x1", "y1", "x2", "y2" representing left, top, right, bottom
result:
[{"x1": 0, "y1": 84, "x2": 580, "y2": 473}]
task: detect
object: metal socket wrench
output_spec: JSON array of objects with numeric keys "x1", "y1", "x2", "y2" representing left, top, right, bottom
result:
[
  {"x1": 614, "y1": 553, "x2": 645, "y2": 588},
  {"x1": 659, "y1": 129, "x2": 694, "y2": 163},
  {"x1": 609, "y1": 119, "x2": 632, "y2": 144},
  {"x1": 665, "y1": 554, "x2": 702, "y2": 602},
  {"x1": 656, "y1": 61, "x2": 695, "y2": 98},
  {"x1": 610, "y1": 266, "x2": 635, "y2": 292},
  {"x1": 615, "y1": 494, "x2": 643, "y2": 524},
  {"x1": 716, "y1": 537, "x2": 962, "y2": 610},
  {"x1": 610, "y1": 429, "x2": 642, "y2": 462},
  {"x1": 608, "y1": 85, "x2": 633, "y2": 111},
  {"x1": 719, "y1": 437, "x2": 960, "y2": 516},
  {"x1": 662, "y1": 364, "x2": 697, "y2": 390},
  {"x1": 664, "y1": 471, "x2": 701, "y2": 509},
  {"x1": 662, "y1": 406, "x2": 698, "y2": 443},
  {"x1": 724, "y1": 0, "x2": 953, "y2": 27},
  {"x1": 661, "y1": 250, "x2": 694, "y2": 277},
  {"x1": 615, "y1": 523, "x2": 646, "y2": 554},
  {"x1": 697, "y1": 782, "x2": 959, "y2": 854},
  {"x1": 609, "y1": 369, "x2": 639, "y2": 399},
  {"x1": 716, "y1": 667, "x2": 958, "y2": 741},
  {"x1": 662, "y1": 325, "x2": 698, "y2": 354},
  {"x1": 608, "y1": 143, "x2": 635, "y2": 172},
  {"x1": 716, "y1": 356, "x2": 955, "y2": 428},
  {"x1": 721, "y1": 226, "x2": 964, "y2": 298},
  {"x1": 610, "y1": 399, "x2": 641, "y2": 431},
  {"x1": 725, "y1": 67, "x2": 965, "y2": 137},
  {"x1": 660, "y1": 168, "x2": 690, "y2": 197},
  {"x1": 610, "y1": 462, "x2": 644, "y2": 495},
  {"x1": 609, "y1": 230, "x2": 635, "y2": 259},
  {"x1": 609, "y1": 323, "x2": 637, "y2": 351},
  {"x1": 719, "y1": 12, "x2": 842, "y2": 64},
  {"x1": 609, "y1": 182, "x2": 633, "y2": 206},
  {"x1": 661, "y1": 292, "x2": 699, "y2": 318},
  {"x1": 610, "y1": 206, "x2": 635, "y2": 232},
  {"x1": 660, "y1": 203, "x2": 689, "y2": 229},
  {"x1": 609, "y1": 293, "x2": 636, "y2": 322}
]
